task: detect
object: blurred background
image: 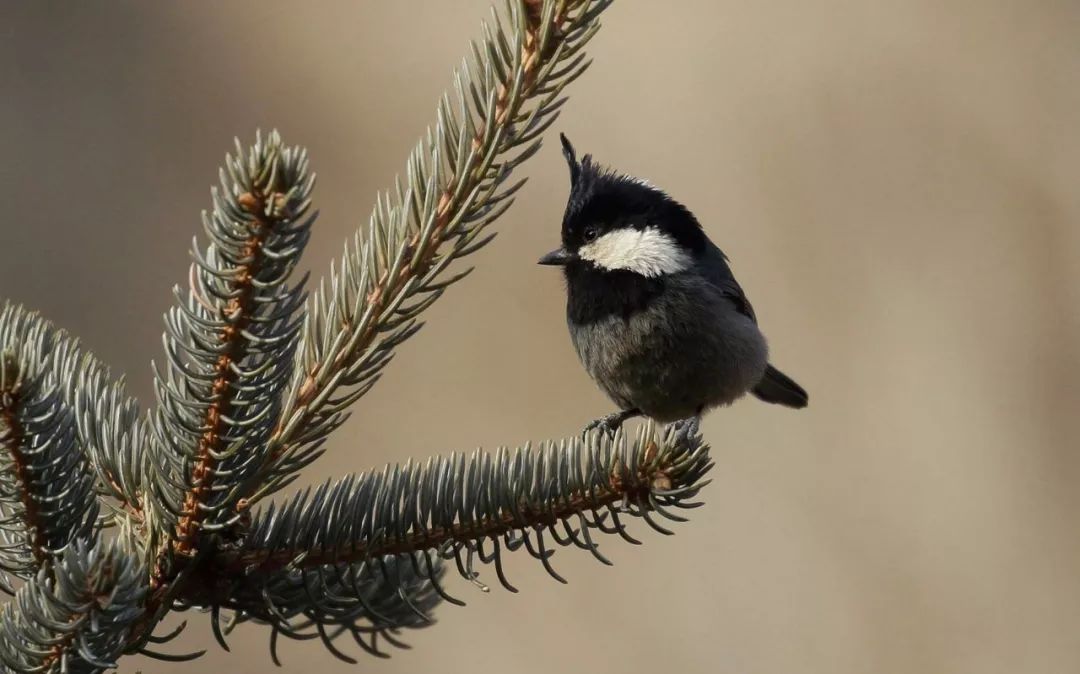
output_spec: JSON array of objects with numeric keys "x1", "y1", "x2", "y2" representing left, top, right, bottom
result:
[{"x1": 1, "y1": 1, "x2": 1079, "y2": 672}]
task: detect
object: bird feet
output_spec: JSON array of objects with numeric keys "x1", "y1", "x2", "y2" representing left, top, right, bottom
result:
[{"x1": 581, "y1": 408, "x2": 642, "y2": 439}]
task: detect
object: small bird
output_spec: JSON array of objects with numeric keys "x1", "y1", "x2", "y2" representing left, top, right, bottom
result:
[{"x1": 540, "y1": 134, "x2": 808, "y2": 434}]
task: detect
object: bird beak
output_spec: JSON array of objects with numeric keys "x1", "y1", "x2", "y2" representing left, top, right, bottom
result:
[{"x1": 538, "y1": 248, "x2": 573, "y2": 266}]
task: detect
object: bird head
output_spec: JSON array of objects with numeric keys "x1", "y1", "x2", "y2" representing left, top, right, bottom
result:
[{"x1": 538, "y1": 134, "x2": 707, "y2": 278}]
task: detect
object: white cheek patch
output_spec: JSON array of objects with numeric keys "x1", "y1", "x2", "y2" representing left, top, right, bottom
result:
[{"x1": 578, "y1": 227, "x2": 691, "y2": 277}]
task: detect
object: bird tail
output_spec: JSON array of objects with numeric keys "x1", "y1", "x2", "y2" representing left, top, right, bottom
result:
[{"x1": 752, "y1": 364, "x2": 808, "y2": 409}]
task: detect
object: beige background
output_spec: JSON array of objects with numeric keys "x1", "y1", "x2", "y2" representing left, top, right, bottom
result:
[{"x1": 2, "y1": 1, "x2": 1079, "y2": 672}]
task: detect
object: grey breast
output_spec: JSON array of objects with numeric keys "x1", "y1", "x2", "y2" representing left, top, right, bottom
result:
[{"x1": 570, "y1": 273, "x2": 768, "y2": 422}]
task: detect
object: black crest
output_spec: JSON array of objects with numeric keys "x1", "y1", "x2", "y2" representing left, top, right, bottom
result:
[
  {"x1": 559, "y1": 133, "x2": 580, "y2": 185},
  {"x1": 559, "y1": 133, "x2": 596, "y2": 188}
]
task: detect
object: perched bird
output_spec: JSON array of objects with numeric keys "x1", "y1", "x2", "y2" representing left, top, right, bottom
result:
[{"x1": 539, "y1": 134, "x2": 808, "y2": 434}]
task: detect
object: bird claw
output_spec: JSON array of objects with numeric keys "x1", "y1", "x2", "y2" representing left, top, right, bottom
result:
[
  {"x1": 665, "y1": 416, "x2": 702, "y2": 444},
  {"x1": 581, "y1": 411, "x2": 630, "y2": 440},
  {"x1": 681, "y1": 415, "x2": 703, "y2": 434}
]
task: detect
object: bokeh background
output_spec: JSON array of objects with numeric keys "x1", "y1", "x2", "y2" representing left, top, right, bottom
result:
[{"x1": 2, "y1": 1, "x2": 1079, "y2": 672}]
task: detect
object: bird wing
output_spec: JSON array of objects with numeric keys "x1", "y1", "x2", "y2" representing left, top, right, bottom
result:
[{"x1": 698, "y1": 241, "x2": 757, "y2": 324}]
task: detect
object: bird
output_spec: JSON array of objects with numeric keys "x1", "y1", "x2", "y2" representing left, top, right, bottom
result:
[{"x1": 539, "y1": 134, "x2": 808, "y2": 435}]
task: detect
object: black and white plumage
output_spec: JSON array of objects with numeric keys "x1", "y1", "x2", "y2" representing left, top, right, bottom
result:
[{"x1": 540, "y1": 134, "x2": 807, "y2": 432}]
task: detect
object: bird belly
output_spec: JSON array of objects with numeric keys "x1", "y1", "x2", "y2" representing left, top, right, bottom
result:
[{"x1": 570, "y1": 284, "x2": 768, "y2": 422}]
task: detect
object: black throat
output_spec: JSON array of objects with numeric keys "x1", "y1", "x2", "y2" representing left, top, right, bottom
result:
[{"x1": 564, "y1": 261, "x2": 665, "y2": 325}]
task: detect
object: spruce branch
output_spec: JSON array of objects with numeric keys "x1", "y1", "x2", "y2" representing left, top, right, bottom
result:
[
  {"x1": 0, "y1": 1, "x2": 722, "y2": 669},
  {"x1": 223, "y1": 421, "x2": 709, "y2": 592},
  {"x1": 250, "y1": 0, "x2": 612, "y2": 504},
  {"x1": 0, "y1": 540, "x2": 146, "y2": 673},
  {"x1": 0, "y1": 322, "x2": 99, "y2": 591},
  {"x1": 148, "y1": 131, "x2": 314, "y2": 573},
  {"x1": 54, "y1": 339, "x2": 147, "y2": 520},
  {"x1": 196, "y1": 556, "x2": 443, "y2": 665},
  {"x1": 0, "y1": 302, "x2": 145, "y2": 519},
  {"x1": 168, "y1": 421, "x2": 708, "y2": 664}
]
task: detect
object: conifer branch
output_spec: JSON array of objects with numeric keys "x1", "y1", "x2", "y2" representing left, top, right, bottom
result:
[
  {"x1": 0, "y1": 302, "x2": 145, "y2": 519},
  {"x1": 0, "y1": 540, "x2": 146, "y2": 673},
  {"x1": 148, "y1": 132, "x2": 314, "y2": 579},
  {"x1": 0, "y1": 355, "x2": 49, "y2": 573},
  {"x1": 0, "y1": 2, "x2": 724, "y2": 669},
  {"x1": 249, "y1": 0, "x2": 612, "y2": 504},
  {"x1": 226, "y1": 421, "x2": 707, "y2": 582},
  {"x1": 0, "y1": 327, "x2": 98, "y2": 592},
  {"x1": 184, "y1": 555, "x2": 442, "y2": 665},
  {"x1": 183, "y1": 421, "x2": 708, "y2": 664}
]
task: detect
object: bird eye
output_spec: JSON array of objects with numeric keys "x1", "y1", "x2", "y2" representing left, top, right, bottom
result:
[{"x1": 583, "y1": 227, "x2": 598, "y2": 242}]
